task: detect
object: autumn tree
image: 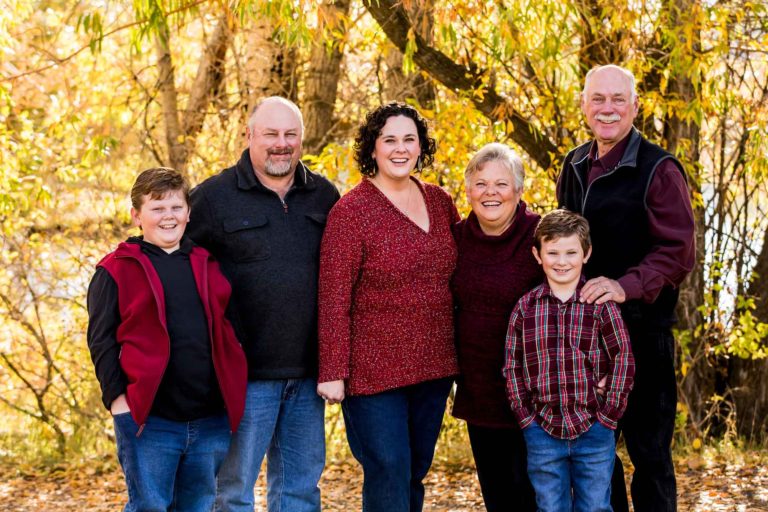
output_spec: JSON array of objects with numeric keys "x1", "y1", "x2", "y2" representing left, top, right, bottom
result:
[{"x1": 1, "y1": 0, "x2": 768, "y2": 461}]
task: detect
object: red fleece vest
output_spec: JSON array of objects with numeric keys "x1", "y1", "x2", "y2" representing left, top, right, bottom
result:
[{"x1": 98, "y1": 242, "x2": 247, "y2": 431}]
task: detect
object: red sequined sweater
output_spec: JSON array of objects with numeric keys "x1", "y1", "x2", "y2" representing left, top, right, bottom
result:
[{"x1": 318, "y1": 178, "x2": 460, "y2": 395}]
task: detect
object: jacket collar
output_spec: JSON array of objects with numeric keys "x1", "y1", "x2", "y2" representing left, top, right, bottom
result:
[
  {"x1": 234, "y1": 149, "x2": 315, "y2": 192},
  {"x1": 116, "y1": 236, "x2": 202, "y2": 260},
  {"x1": 571, "y1": 127, "x2": 642, "y2": 172}
]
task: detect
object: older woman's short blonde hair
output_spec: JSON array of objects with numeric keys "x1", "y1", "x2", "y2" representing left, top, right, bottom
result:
[{"x1": 464, "y1": 143, "x2": 525, "y2": 191}]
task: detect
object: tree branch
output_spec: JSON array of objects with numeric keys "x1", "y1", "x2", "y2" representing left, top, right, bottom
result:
[{"x1": 363, "y1": 0, "x2": 556, "y2": 170}]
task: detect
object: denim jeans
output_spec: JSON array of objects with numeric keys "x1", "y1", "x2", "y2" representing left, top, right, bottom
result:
[
  {"x1": 214, "y1": 379, "x2": 325, "y2": 512},
  {"x1": 467, "y1": 423, "x2": 536, "y2": 512},
  {"x1": 611, "y1": 326, "x2": 677, "y2": 512},
  {"x1": 523, "y1": 421, "x2": 615, "y2": 512},
  {"x1": 113, "y1": 412, "x2": 231, "y2": 512},
  {"x1": 341, "y1": 377, "x2": 453, "y2": 512}
]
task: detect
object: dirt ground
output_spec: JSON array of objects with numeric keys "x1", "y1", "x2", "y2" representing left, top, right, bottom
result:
[{"x1": 1, "y1": 455, "x2": 766, "y2": 511}]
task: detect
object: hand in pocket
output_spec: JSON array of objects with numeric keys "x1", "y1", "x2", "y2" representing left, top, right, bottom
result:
[{"x1": 110, "y1": 394, "x2": 130, "y2": 415}]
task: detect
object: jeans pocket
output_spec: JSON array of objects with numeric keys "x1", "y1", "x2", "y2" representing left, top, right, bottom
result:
[
  {"x1": 522, "y1": 422, "x2": 542, "y2": 442},
  {"x1": 590, "y1": 421, "x2": 616, "y2": 442},
  {"x1": 113, "y1": 411, "x2": 138, "y2": 438}
]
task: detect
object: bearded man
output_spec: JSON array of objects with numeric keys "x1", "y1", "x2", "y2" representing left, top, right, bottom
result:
[
  {"x1": 188, "y1": 96, "x2": 340, "y2": 512},
  {"x1": 557, "y1": 65, "x2": 695, "y2": 512}
]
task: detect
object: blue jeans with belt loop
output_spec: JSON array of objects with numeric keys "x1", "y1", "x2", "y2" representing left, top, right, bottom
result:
[
  {"x1": 523, "y1": 421, "x2": 616, "y2": 512},
  {"x1": 341, "y1": 377, "x2": 453, "y2": 512}
]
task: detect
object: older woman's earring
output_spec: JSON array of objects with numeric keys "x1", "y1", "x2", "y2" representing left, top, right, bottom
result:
[{"x1": 417, "y1": 156, "x2": 423, "y2": 172}]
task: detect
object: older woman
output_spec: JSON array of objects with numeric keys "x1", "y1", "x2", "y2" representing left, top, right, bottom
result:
[
  {"x1": 452, "y1": 143, "x2": 543, "y2": 512},
  {"x1": 317, "y1": 102, "x2": 459, "y2": 512}
]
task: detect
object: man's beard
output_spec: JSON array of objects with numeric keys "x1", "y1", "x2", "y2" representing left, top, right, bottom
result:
[{"x1": 264, "y1": 152, "x2": 295, "y2": 177}]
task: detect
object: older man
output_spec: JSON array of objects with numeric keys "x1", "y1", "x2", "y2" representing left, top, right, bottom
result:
[
  {"x1": 557, "y1": 65, "x2": 695, "y2": 512},
  {"x1": 187, "y1": 96, "x2": 339, "y2": 512}
]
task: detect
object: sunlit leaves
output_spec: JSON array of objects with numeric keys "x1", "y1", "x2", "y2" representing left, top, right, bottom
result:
[{"x1": 1, "y1": 0, "x2": 768, "y2": 458}]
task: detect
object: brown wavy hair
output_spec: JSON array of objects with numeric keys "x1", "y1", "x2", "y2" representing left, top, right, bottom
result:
[{"x1": 130, "y1": 167, "x2": 190, "y2": 210}]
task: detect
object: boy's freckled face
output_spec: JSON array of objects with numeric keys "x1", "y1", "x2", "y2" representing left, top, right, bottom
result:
[
  {"x1": 130, "y1": 190, "x2": 190, "y2": 253},
  {"x1": 533, "y1": 234, "x2": 591, "y2": 292}
]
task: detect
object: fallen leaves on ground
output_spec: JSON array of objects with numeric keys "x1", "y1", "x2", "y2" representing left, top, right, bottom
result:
[{"x1": 0, "y1": 456, "x2": 765, "y2": 511}]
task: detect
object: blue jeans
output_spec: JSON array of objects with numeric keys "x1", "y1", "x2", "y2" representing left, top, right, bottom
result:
[
  {"x1": 113, "y1": 412, "x2": 231, "y2": 512},
  {"x1": 214, "y1": 379, "x2": 325, "y2": 512},
  {"x1": 342, "y1": 377, "x2": 453, "y2": 512},
  {"x1": 523, "y1": 421, "x2": 615, "y2": 512}
]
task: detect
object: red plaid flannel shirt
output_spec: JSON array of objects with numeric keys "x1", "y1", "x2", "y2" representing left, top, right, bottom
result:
[{"x1": 503, "y1": 279, "x2": 635, "y2": 440}]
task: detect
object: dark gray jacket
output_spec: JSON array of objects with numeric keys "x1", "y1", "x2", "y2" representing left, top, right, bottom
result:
[{"x1": 188, "y1": 149, "x2": 340, "y2": 380}]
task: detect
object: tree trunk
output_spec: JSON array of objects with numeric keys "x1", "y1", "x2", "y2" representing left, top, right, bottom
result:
[
  {"x1": 656, "y1": 0, "x2": 714, "y2": 435},
  {"x1": 238, "y1": 18, "x2": 299, "y2": 120},
  {"x1": 729, "y1": 356, "x2": 768, "y2": 441},
  {"x1": 730, "y1": 224, "x2": 768, "y2": 440},
  {"x1": 182, "y1": 15, "x2": 231, "y2": 145},
  {"x1": 154, "y1": 15, "x2": 232, "y2": 172},
  {"x1": 303, "y1": 0, "x2": 352, "y2": 155},
  {"x1": 576, "y1": 0, "x2": 626, "y2": 72},
  {"x1": 155, "y1": 20, "x2": 187, "y2": 171}
]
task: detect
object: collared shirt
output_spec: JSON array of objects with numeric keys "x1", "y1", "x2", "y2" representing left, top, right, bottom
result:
[
  {"x1": 187, "y1": 149, "x2": 340, "y2": 380},
  {"x1": 561, "y1": 131, "x2": 695, "y2": 303},
  {"x1": 503, "y1": 279, "x2": 635, "y2": 440}
]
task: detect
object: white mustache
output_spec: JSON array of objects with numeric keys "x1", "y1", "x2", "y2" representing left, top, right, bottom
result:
[{"x1": 595, "y1": 114, "x2": 621, "y2": 123}]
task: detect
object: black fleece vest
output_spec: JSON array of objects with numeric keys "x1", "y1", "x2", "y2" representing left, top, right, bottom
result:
[{"x1": 557, "y1": 130, "x2": 685, "y2": 327}]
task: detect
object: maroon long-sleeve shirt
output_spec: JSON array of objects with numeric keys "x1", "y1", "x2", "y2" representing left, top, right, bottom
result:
[
  {"x1": 451, "y1": 204, "x2": 543, "y2": 427},
  {"x1": 556, "y1": 132, "x2": 695, "y2": 302}
]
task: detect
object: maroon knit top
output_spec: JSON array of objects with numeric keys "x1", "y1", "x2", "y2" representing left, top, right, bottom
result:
[
  {"x1": 451, "y1": 202, "x2": 543, "y2": 427},
  {"x1": 318, "y1": 178, "x2": 460, "y2": 395}
]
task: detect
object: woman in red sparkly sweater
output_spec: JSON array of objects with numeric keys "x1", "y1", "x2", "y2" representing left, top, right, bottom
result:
[{"x1": 317, "y1": 102, "x2": 459, "y2": 512}]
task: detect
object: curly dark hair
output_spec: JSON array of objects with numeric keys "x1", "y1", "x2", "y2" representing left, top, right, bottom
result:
[{"x1": 354, "y1": 102, "x2": 437, "y2": 177}]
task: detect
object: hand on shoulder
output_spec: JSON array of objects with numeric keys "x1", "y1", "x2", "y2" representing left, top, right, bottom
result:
[{"x1": 580, "y1": 277, "x2": 626, "y2": 305}]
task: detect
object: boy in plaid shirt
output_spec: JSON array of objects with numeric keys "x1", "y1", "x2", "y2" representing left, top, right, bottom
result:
[{"x1": 503, "y1": 209, "x2": 634, "y2": 512}]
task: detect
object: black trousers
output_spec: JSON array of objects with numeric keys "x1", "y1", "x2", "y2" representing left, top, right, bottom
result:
[
  {"x1": 467, "y1": 423, "x2": 536, "y2": 512},
  {"x1": 611, "y1": 325, "x2": 678, "y2": 512}
]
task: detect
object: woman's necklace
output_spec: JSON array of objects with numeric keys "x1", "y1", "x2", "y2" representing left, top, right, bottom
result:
[
  {"x1": 396, "y1": 180, "x2": 413, "y2": 217},
  {"x1": 372, "y1": 177, "x2": 413, "y2": 217}
]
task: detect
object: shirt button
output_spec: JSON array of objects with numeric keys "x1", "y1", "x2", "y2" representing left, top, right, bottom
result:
[{"x1": 242, "y1": 220, "x2": 249, "y2": 226}]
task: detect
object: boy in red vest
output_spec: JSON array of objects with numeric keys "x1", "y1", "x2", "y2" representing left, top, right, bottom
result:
[
  {"x1": 87, "y1": 167, "x2": 247, "y2": 511},
  {"x1": 503, "y1": 209, "x2": 634, "y2": 512}
]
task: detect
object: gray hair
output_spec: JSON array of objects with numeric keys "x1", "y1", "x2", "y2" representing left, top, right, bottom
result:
[
  {"x1": 581, "y1": 64, "x2": 637, "y2": 100},
  {"x1": 465, "y1": 143, "x2": 525, "y2": 191},
  {"x1": 247, "y1": 96, "x2": 304, "y2": 134}
]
